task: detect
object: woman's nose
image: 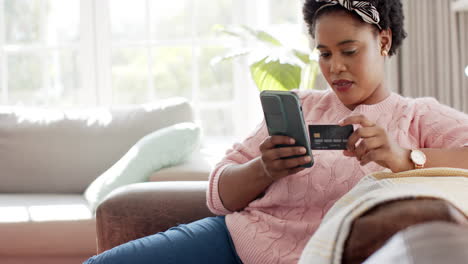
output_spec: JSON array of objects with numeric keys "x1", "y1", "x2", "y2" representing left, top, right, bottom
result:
[{"x1": 330, "y1": 57, "x2": 347, "y2": 74}]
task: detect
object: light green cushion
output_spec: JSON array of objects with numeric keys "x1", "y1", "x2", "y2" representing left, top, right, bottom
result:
[{"x1": 84, "y1": 122, "x2": 200, "y2": 211}]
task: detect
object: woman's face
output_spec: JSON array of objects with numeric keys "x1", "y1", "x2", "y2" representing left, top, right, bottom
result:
[{"x1": 314, "y1": 11, "x2": 390, "y2": 110}]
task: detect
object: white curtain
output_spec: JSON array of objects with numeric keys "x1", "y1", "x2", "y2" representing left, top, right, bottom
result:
[
  {"x1": 397, "y1": 0, "x2": 468, "y2": 112},
  {"x1": 457, "y1": 10, "x2": 468, "y2": 111}
]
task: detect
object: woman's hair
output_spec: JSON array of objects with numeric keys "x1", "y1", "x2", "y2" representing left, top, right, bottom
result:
[{"x1": 303, "y1": 0, "x2": 407, "y2": 56}]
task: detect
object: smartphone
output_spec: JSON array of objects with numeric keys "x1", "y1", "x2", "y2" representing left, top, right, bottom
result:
[{"x1": 260, "y1": 90, "x2": 313, "y2": 168}]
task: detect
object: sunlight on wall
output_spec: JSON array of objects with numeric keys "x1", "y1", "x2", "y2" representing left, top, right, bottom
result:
[
  {"x1": 0, "y1": 204, "x2": 92, "y2": 223},
  {"x1": 0, "y1": 207, "x2": 29, "y2": 223},
  {"x1": 29, "y1": 204, "x2": 92, "y2": 221}
]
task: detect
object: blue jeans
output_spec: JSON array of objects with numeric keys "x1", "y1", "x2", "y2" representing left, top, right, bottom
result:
[{"x1": 84, "y1": 216, "x2": 242, "y2": 264}]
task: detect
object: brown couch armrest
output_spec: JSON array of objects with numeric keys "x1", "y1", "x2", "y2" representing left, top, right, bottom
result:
[
  {"x1": 342, "y1": 198, "x2": 467, "y2": 264},
  {"x1": 96, "y1": 181, "x2": 215, "y2": 253}
]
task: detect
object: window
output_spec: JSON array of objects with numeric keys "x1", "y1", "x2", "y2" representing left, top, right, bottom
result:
[
  {"x1": 1, "y1": 0, "x2": 81, "y2": 106},
  {"x1": 0, "y1": 0, "x2": 304, "y2": 142}
]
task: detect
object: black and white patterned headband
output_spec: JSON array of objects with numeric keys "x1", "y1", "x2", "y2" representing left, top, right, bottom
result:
[{"x1": 315, "y1": 0, "x2": 382, "y2": 30}]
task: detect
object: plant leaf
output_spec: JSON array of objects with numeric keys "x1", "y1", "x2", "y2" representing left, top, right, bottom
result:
[
  {"x1": 210, "y1": 48, "x2": 251, "y2": 66},
  {"x1": 212, "y1": 24, "x2": 245, "y2": 38},
  {"x1": 241, "y1": 25, "x2": 283, "y2": 47},
  {"x1": 250, "y1": 57, "x2": 302, "y2": 91},
  {"x1": 293, "y1": 49, "x2": 311, "y2": 64}
]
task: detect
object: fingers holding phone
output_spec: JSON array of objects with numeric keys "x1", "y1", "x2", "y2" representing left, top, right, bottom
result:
[
  {"x1": 260, "y1": 90, "x2": 314, "y2": 171},
  {"x1": 259, "y1": 135, "x2": 312, "y2": 181}
]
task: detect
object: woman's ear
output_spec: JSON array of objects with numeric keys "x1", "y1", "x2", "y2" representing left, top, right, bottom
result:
[{"x1": 379, "y1": 28, "x2": 393, "y2": 55}]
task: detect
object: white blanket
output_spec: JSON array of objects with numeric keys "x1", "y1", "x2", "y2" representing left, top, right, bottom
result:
[{"x1": 299, "y1": 167, "x2": 468, "y2": 264}]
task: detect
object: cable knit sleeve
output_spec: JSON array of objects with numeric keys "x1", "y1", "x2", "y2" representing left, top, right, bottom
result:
[
  {"x1": 206, "y1": 121, "x2": 269, "y2": 215},
  {"x1": 415, "y1": 98, "x2": 468, "y2": 149}
]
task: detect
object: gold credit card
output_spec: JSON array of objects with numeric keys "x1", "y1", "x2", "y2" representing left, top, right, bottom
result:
[{"x1": 309, "y1": 125, "x2": 354, "y2": 150}]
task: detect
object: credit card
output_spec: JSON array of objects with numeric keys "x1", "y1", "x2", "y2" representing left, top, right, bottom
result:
[{"x1": 309, "y1": 125, "x2": 354, "y2": 150}]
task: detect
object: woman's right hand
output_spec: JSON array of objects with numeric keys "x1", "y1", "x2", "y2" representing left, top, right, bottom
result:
[{"x1": 259, "y1": 135, "x2": 312, "y2": 181}]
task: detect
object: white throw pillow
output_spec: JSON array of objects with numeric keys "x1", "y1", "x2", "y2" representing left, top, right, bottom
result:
[{"x1": 85, "y1": 122, "x2": 200, "y2": 212}]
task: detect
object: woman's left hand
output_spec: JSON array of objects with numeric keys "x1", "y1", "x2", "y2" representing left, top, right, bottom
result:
[{"x1": 339, "y1": 115, "x2": 412, "y2": 173}]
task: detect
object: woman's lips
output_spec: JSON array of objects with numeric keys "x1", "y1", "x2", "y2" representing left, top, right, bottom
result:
[{"x1": 332, "y1": 80, "x2": 353, "y2": 92}]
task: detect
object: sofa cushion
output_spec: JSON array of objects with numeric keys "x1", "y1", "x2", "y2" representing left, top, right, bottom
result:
[
  {"x1": 0, "y1": 194, "x2": 96, "y2": 256},
  {"x1": 0, "y1": 98, "x2": 193, "y2": 193},
  {"x1": 148, "y1": 151, "x2": 212, "y2": 182},
  {"x1": 85, "y1": 122, "x2": 201, "y2": 211}
]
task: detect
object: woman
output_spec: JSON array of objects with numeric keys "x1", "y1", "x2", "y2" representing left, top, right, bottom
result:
[{"x1": 84, "y1": 0, "x2": 468, "y2": 263}]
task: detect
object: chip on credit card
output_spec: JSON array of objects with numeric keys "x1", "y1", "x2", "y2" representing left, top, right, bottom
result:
[{"x1": 309, "y1": 125, "x2": 354, "y2": 150}]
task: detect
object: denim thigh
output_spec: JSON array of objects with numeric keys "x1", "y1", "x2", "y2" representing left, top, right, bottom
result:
[{"x1": 83, "y1": 216, "x2": 242, "y2": 264}]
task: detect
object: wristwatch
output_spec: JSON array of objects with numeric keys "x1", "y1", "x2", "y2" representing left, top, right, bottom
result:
[{"x1": 410, "y1": 149, "x2": 426, "y2": 169}]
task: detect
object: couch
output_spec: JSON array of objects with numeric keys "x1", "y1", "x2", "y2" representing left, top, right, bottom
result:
[
  {"x1": 0, "y1": 98, "x2": 212, "y2": 264},
  {"x1": 95, "y1": 182, "x2": 468, "y2": 263}
]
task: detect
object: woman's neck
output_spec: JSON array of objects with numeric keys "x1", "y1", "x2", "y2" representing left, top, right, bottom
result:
[{"x1": 345, "y1": 86, "x2": 391, "y2": 110}]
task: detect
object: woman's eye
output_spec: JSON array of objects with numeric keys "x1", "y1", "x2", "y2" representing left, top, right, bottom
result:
[
  {"x1": 343, "y1": 50, "x2": 356, "y2": 55},
  {"x1": 319, "y1": 52, "x2": 331, "y2": 58}
]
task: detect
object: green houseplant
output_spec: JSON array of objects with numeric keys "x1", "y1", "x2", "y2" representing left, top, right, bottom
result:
[{"x1": 212, "y1": 25, "x2": 319, "y2": 91}]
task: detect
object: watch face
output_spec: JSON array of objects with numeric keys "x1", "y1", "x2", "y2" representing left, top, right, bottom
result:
[{"x1": 411, "y1": 150, "x2": 426, "y2": 165}]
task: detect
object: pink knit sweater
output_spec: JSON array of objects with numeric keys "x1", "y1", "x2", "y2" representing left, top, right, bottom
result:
[{"x1": 207, "y1": 89, "x2": 468, "y2": 264}]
